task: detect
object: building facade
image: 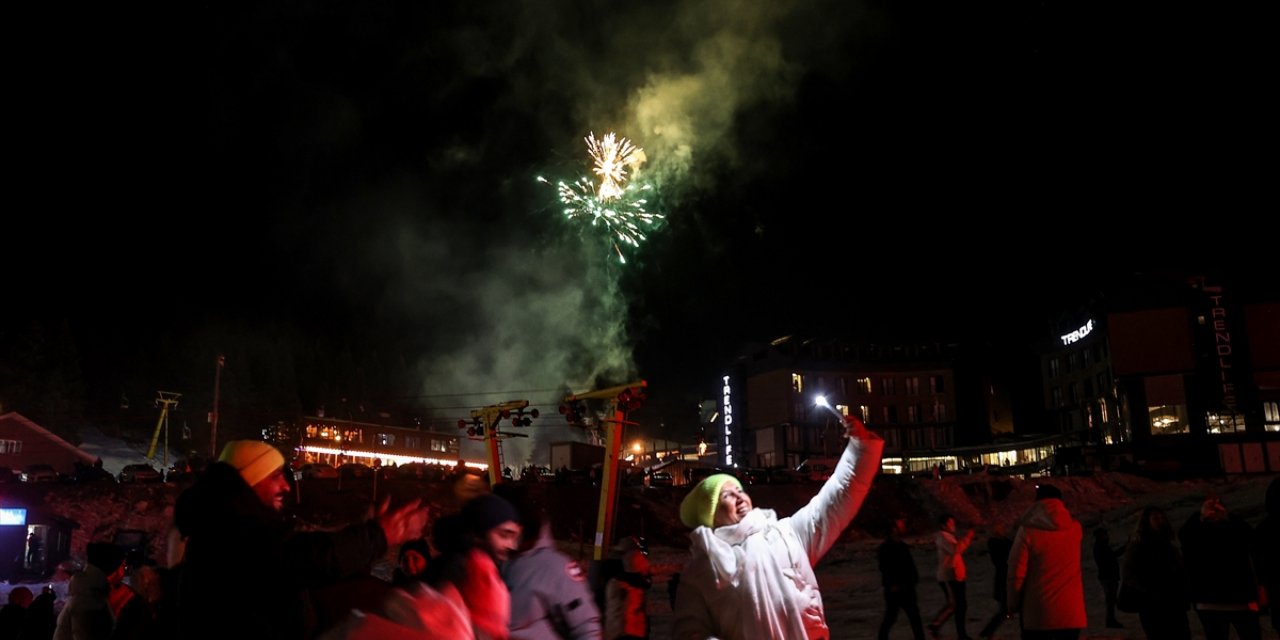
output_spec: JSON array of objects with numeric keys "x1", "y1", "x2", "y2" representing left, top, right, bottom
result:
[
  {"x1": 1041, "y1": 271, "x2": 1279, "y2": 474},
  {"x1": 716, "y1": 337, "x2": 995, "y2": 475}
]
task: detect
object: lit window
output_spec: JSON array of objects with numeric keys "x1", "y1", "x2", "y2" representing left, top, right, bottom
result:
[
  {"x1": 792, "y1": 373, "x2": 804, "y2": 393},
  {"x1": 856, "y1": 378, "x2": 872, "y2": 394},
  {"x1": 1205, "y1": 411, "x2": 1245, "y2": 434},
  {"x1": 1149, "y1": 404, "x2": 1189, "y2": 436}
]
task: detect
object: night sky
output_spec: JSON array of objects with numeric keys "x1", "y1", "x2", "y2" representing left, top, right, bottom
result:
[{"x1": 6, "y1": 0, "x2": 1267, "y2": 462}]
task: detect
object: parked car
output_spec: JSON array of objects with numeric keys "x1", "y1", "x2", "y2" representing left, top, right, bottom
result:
[
  {"x1": 21, "y1": 464, "x2": 59, "y2": 483},
  {"x1": 647, "y1": 471, "x2": 674, "y2": 488},
  {"x1": 118, "y1": 464, "x2": 163, "y2": 483},
  {"x1": 337, "y1": 463, "x2": 372, "y2": 479},
  {"x1": 299, "y1": 463, "x2": 339, "y2": 480},
  {"x1": 796, "y1": 457, "x2": 838, "y2": 483},
  {"x1": 741, "y1": 467, "x2": 770, "y2": 485}
]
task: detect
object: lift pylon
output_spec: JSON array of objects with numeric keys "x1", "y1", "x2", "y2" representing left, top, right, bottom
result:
[
  {"x1": 463, "y1": 400, "x2": 536, "y2": 486},
  {"x1": 563, "y1": 380, "x2": 646, "y2": 560},
  {"x1": 146, "y1": 391, "x2": 183, "y2": 464}
]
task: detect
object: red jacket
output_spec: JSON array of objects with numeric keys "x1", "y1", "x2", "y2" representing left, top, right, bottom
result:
[{"x1": 1007, "y1": 499, "x2": 1086, "y2": 630}]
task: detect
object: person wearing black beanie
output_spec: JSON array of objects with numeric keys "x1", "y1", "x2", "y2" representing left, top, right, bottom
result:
[{"x1": 425, "y1": 492, "x2": 522, "y2": 640}]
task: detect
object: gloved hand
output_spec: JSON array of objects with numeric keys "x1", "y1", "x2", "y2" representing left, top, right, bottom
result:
[
  {"x1": 377, "y1": 496, "x2": 430, "y2": 547},
  {"x1": 843, "y1": 414, "x2": 881, "y2": 441}
]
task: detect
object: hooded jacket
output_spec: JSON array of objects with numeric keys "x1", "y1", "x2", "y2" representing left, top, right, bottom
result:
[
  {"x1": 1007, "y1": 498, "x2": 1086, "y2": 631},
  {"x1": 502, "y1": 523, "x2": 601, "y2": 640},
  {"x1": 672, "y1": 435, "x2": 883, "y2": 640},
  {"x1": 934, "y1": 529, "x2": 970, "y2": 582},
  {"x1": 53, "y1": 564, "x2": 114, "y2": 640},
  {"x1": 174, "y1": 462, "x2": 389, "y2": 640}
]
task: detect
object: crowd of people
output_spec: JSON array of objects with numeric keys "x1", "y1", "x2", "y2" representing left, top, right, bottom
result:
[
  {"x1": 875, "y1": 478, "x2": 1278, "y2": 640},
  {"x1": 1, "y1": 426, "x2": 1275, "y2": 640}
]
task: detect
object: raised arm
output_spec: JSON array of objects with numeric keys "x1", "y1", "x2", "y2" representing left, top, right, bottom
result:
[{"x1": 788, "y1": 415, "x2": 884, "y2": 565}]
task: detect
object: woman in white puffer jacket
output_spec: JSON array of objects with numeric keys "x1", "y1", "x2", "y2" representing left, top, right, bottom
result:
[{"x1": 672, "y1": 415, "x2": 883, "y2": 640}]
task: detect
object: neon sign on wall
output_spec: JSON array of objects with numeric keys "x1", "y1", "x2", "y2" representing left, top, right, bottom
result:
[
  {"x1": 722, "y1": 375, "x2": 734, "y2": 466},
  {"x1": 1059, "y1": 319, "x2": 1095, "y2": 346}
]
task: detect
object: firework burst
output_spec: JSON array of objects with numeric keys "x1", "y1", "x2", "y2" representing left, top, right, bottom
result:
[{"x1": 538, "y1": 132, "x2": 663, "y2": 264}]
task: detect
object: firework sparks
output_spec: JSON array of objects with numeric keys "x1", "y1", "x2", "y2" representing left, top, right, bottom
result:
[
  {"x1": 585, "y1": 132, "x2": 640, "y2": 200},
  {"x1": 537, "y1": 132, "x2": 663, "y2": 264}
]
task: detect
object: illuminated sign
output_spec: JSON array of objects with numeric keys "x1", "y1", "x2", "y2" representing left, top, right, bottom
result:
[
  {"x1": 722, "y1": 375, "x2": 734, "y2": 466},
  {"x1": 0, "y1": 508, "x2": 27, "y2": 525},
  {"x1": 1205, "y1": 286, "x2": 1236, "y2": 407},
  {"x1": 1059, "y1": 319, "x2": 1095, "y2": 346}
]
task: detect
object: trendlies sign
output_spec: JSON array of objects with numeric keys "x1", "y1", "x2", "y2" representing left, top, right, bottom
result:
[
  {"x1": 722, "y1": 375, "x2": 734, "y2": 467},
  {"x1": 1060, "y1": 319, "x2": 1095, "y2": 346}
]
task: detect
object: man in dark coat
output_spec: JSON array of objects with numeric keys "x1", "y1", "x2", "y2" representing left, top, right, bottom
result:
[
  {"x1": 1092, "y1": 527, "x2": 1124, "y2": 628},
  {"x1": 1179, "y1": 494, "x2": 1263, "y2": 640},
  {"x1": 977, "y1": 524, "x2": 1012, "y2": 640},
  {"x1": 1255, "y1": 476, "x2": 1279, "y2": 633},
  {"x1": 174, "y1": 441, "x2": 427, "y2": 640},
  {"x1": 877, "y1": 517, "x2": 925, "y2": 640}
]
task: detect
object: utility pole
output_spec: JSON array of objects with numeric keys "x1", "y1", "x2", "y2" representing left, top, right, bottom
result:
[
  {"x1": 562, "y1": 380, "x2": 646, "y2": 560},
  {"x1": 210, "y1": 354, "x2": 225, "y2": 458}
]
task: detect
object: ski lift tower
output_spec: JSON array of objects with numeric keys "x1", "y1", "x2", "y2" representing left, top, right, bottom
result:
[
  {"x1": 146, "y1": 391, "x2": 183, "y2": 467},
  {"x1": 561, "y1": 380, "x2": 646, "y2": 560},
  {"x1": 459, "y1": 400, "x2": 538, "y2": 486}
]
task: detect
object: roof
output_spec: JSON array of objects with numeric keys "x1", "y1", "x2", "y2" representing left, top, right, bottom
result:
[{"x1": 0, "y1": 412, "x2": 98, "y2": 466}]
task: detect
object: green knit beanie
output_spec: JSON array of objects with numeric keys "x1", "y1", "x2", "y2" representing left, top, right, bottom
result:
[{"x1": 679, "y1": 474, "x2": 741, "y2": 529}]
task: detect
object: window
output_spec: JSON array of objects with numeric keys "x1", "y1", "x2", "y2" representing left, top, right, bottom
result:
[
  {"x1": 1049, "y1": 358, "x2": 1061, "y2": 378},
  {"x1": 934, "y1": 402, "x2": 947, "y2": 422},
  {"x1": 906, "y1": 405, "x2": 919, "y2": 423},
  {"x1": 929, "y1": 375, "x2": 945, "y2": 393},
  {"x1": 0, "y1": 439, "x2": 21, "y2": 454},
  {"x1": 882, "y1": 406, "x2": 898, "y2": 424},
  {"x1": 1149, "y1": 404, "x2": 1189, "y2": 436},
  {"x1": 792, "y1": 373, "x2": 804, "y2": 394},
  {"x1": 839, "y1": 377, "x2": 848, "y2": 395},
  {"x1": 859, "y1": 405, "x2": 871, "y2": 422},
  {"x1": 431, "y1": 439, "x2": 448, "y2": 453},
  {"x1": 1205, "y1": 411, "x2": 1245, "y2": 434},
  {"x1": 881, "y1": 378, "x2": 896, "y2": 396},
  {"x1": 856, "y1": 377, "x2": 872, "y2": 394},
  {"x1": 405, "y1": 436, "x2": 420, "y2": 449},
  {"x1": 376, "y1": 433, "x2": 396, "y2": 446},
  {"x1": 905, "y1": 377, "x2": 920, "y2": 395},
  {"x1": 1266, "y1": 402, "x2": 1280, "y2": 432},
  {"x1": 1051, "y1": 388, "x2": 1063, "y2": 408},
  {"x1": 1099, "y1": 398, "x2": 1110, "y2": 423}
]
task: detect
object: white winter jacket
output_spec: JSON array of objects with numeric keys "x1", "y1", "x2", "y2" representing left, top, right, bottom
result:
[{"x1": 672, "y1": 435, "x2": 884, "y2": 640}]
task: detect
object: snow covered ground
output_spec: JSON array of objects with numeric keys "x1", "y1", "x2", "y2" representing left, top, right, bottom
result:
[
  {"x1": 642, "y1": 471, "x2": 1277, "y2": 640},
  {"x1": 3, "y1": 426, "x2": 1275, "y2": 639}
]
